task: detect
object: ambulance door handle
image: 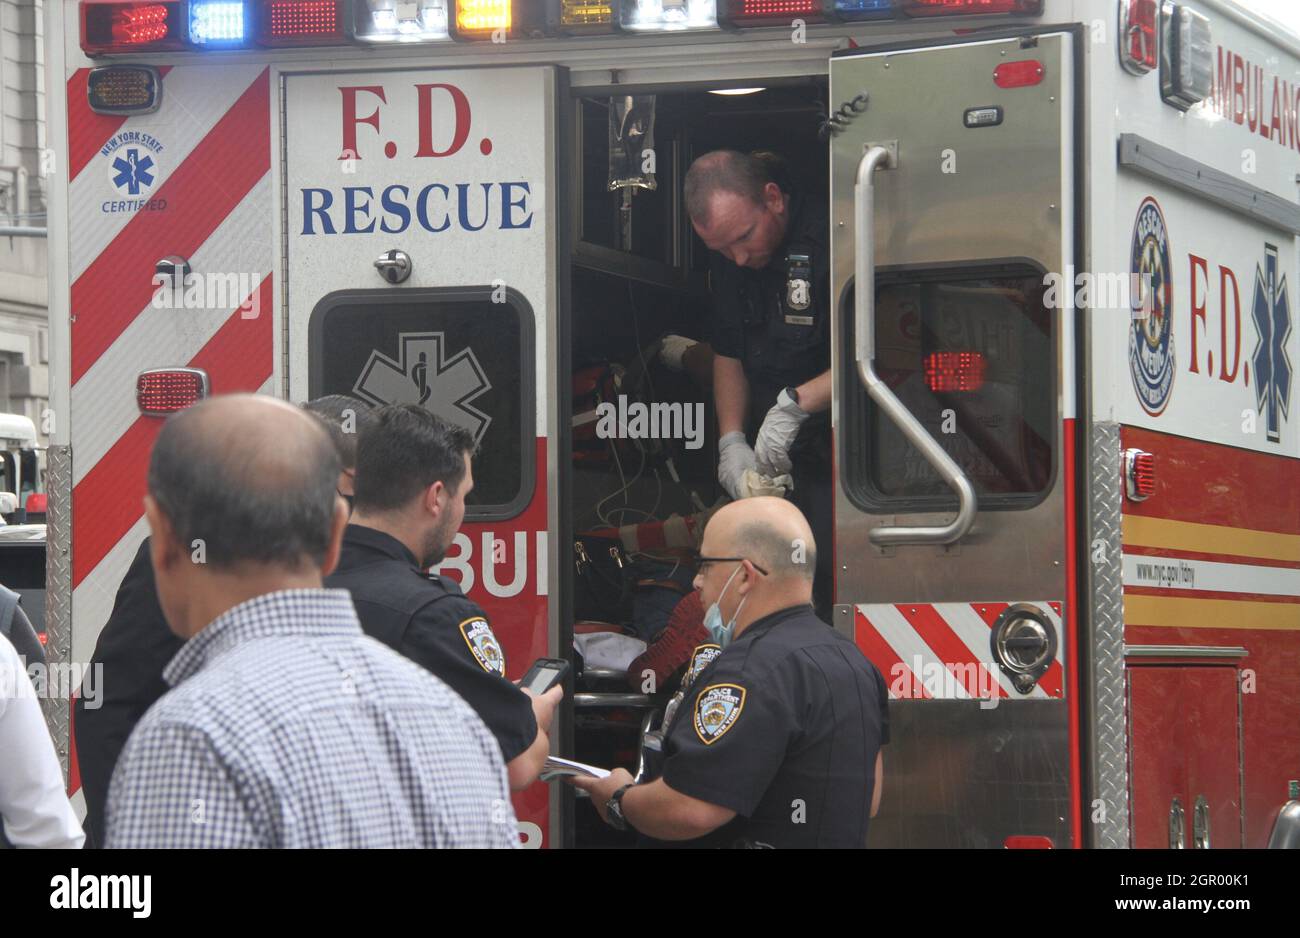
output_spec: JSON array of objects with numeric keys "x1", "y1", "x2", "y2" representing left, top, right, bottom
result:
[
  {"x1": 852, "y1": 144, "x2": 977, "y2": 546},
  {"x1": 1168, "y1": 797, "x2": 1187, "y2": 849},
  {"x1": 1192, "y1": 795, "x2": 1211, "y2": 849}
]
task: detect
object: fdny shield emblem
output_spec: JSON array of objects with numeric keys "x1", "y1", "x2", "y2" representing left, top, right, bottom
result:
[
  {"x1": 693, "y1": 683, "x2": 746, "y2": 745},
  {"x1": 459, "y1": 617, "x2": 506, "y2": 676},
  {"x1": 786, "y1": 253, "x2": 812, "y2": 314}
]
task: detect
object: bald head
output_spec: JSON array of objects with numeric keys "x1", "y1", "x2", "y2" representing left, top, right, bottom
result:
[
  {"x1": 147, "y1": 394, "x2": 342, "y2": 571},
  {"x1": 705, "y1": 497, "x2": 816, "y2": 584}
]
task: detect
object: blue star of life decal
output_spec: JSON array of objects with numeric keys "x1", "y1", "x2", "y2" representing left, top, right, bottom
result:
[
  {"x1": 111, "y1": 147, "x2": 156, "y2": 196},
  {"x1": 353, "y1": 332, "x2": 492, "y2": 442},
  {"x1": 1251, "y1": 244, "x2": 1292, "y2": 443}
]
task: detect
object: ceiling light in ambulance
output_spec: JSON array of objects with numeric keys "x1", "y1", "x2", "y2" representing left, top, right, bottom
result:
[
  {"x1": 354, "y1": 0, "x2": 451, "y2": 42},
  {"x1": 553, "y1": 0, "x2": 618, "y2": 34},
  {"x1": 707, "y1": 87, "x2": 766, "y2": 95},
  {"x1": 924, "y1": 351, "x2": 986, "y2": 392},
  {"x1": 1119, "y1": 0, "x2": 1159, "y2": 74},
  {"x1": 87, "y1": 65, "x2": 162, "y2": 114},
  {"x1": 80, "y1": 1, "x2": 187, "y2": 55},
  {"x1": 900, "y1": 0, "x2": 1042, "y2": 17},
  {"x1": 137, "y1": 368, "x2": 210, "y2": 417},
  {"x1": 258, "y1": 0, "x2": 347, "y2": 46},
  {"x1": 619, "y1": 0, "x2": 718, "y2": 32},
  {"x1": 831, "y1": 0, "x2": 896, "y2": 20},
  {"x1": 188, "y1": 1, "x2": 249, "y2": 47},
  {"x1": 721, "y1": 0, "x2": 824, "y2": 26},
  {"x1": 1160, "y1": 2, "x2": 1212, "y2": 112}
]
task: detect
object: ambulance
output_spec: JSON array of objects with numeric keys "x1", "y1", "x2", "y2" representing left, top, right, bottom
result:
[{"x1": 43, "y1": 0, "x2": 1300, "y2": 848}]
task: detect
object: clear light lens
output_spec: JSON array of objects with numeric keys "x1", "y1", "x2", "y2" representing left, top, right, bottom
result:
[
  {"x1": 359, "y1": 0, "x2": 450, "y2": 40},
  {"x1": 190, "y1": 1, "x2": 247, "y2": 43},
  {"x1": 621, "y1": 0, "x2": 718, "y2": 31}
]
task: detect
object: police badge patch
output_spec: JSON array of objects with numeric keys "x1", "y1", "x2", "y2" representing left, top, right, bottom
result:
[
  {"x1": 693, "y1": 683, "x2": 746, "y2": 745},
  {"x1": 785, "y1": 252, "x2": 813, "y2": 322},
  {"x1": 688, "y1": 644, "x2": 722, "y2": 683},
  {"x1": 459, "y1": 617, "x2": 506, "y2": 676},
  {"x1": 1129, "y1": 197, "x2": 1176, "y2": 416}
]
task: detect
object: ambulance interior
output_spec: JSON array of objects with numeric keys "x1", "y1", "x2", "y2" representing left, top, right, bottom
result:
[{"x1": 562, "y1": 82, "x2": 827, "y2": 845}]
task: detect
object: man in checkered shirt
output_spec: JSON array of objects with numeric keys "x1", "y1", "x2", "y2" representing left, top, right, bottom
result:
[{"x1": 106, "y1": 394, "x2": 517, "y2": 848}]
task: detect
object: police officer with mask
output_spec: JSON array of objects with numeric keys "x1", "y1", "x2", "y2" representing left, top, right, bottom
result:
[
  {"x1": 571, "y1": 498, "x2": 888, "y2": 849},
  {"x1": 684, "y1": 150, "x2": 833, "y2": 614}
]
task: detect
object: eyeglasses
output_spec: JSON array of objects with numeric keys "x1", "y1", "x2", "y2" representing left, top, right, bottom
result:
[{"x1": 696, "y1": 556, "x2": 769, "y2": 576}]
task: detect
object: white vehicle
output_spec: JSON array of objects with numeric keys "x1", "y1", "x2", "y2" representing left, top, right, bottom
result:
[{"x1": 44, "y1": 0, "x2": 1299, "y2": 848}]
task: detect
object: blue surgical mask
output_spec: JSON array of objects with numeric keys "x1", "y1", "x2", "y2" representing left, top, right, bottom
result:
[{"x1": 703, "y1": 564, "x2": 747, "y2": 649}]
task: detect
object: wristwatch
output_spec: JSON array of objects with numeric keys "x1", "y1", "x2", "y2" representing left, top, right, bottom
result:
[
  {"x1": 780, "y1": 386, "x2": 802, "y2": 409},
  {"x1": 605, "y1": 784, "x2": 634, "y2": 831}
]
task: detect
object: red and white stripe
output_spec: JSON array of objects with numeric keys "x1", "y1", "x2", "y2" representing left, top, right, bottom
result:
[
  {"x1": 855, "y1": 601, "x2": 1066, "y2": 700},
  {"x1": 66, "y1": 65, "x2": 276, "y2": 665}
]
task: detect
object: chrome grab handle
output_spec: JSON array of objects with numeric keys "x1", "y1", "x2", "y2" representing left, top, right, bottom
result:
[
  {"x1": 573, "y1": 693, "x2": 654, "y2": 708},
  {"x1": 1266, "y1": 800, "x2": 1300, "y2": 848},
  {"x1": 1169, "y1": 797, "x2": 1187, "y2": 849},
  {"x1": 1192, "y1": 795, "x2": 1211, "y2": 849},
  {"x1": 853, "y1": 144, "x2": 977, "y2": 546}
]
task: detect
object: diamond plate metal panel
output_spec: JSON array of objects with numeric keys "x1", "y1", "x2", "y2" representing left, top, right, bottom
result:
[
  {"x1": 1086, "y1": 422, "x2": 1130, "y2": 848},
  {"x1": 41, "y1": 444, "x2": 73, "y2": 785}
]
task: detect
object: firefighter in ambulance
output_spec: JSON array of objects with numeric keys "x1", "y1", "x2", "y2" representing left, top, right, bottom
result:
[
  {"x1": 684, "y1": 151, "x2": 833, "y2": 613},
  {"x1": 571, "y1": 498, "x2": 888, "y2": 848}
]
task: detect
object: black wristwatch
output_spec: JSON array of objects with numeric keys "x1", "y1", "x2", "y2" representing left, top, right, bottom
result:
[
  {"x1": 781, "y1": 385, "x2": 801, "y2": 407},
  {"x1": 605, "y1": 784, "x2": 634, "y2": 831}
]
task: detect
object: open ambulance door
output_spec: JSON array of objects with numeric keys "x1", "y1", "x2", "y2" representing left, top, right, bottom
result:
[
  {"x1": 282, "y1": 65, "x2": 568, "y2": 848},
  {"x1": 829, "y1": 28, "x2": 1082, "y2": 848}
]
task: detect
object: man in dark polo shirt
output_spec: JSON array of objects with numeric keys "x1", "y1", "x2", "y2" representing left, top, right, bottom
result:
[
  {"x1": 325, "y1": 404, "x2": 560, "y2": 790},
  {"x1": 572, "y1": 497, "x2": 887, "y2": 848}
]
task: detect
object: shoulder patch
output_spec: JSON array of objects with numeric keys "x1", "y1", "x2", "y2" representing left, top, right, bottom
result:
[
  {"x1": 687, "y1": 644, "x2": 723, "y2": 685},
  {"x1": 459, "y1": 617, "x2": 506, "y2": 676},
  {"x1": 693, "y1": 683, "x2": 746, "y2": 745}
]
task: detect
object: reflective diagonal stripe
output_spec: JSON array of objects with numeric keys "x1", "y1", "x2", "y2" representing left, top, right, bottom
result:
[
  {"x1": 72, "y1": 175, "x2": 273, "y2": 486},
  {"x1": 72, "y1": 278, "x2": 274, "y2": 588},
  {"x1": 68, "y1": 64, "x2": 266, "y2": 280},
  {"x1": 71, "y1": 68, "x2": 270, "y2": 384},
  {"x1": 863, "y1": 604, "x2": 971, "y2": 699},
  {"x1": 853, "y1": 608, "x2": 932, "y2": 700}
]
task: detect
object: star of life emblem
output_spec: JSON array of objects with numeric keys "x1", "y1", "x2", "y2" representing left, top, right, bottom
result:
[
  {"x1": 1251, "y1": 243, "x2": 1293, "y2": 443},
  {"x1": 353, "y1": 332, "x2": 492, "y2": 442}
]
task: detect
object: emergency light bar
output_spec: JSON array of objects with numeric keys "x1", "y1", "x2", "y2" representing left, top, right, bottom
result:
[
  {"x1": 137, "y1": 368, "x2": 211, "y2": 416},
  {"x1": 260, "y1": 0, "x2": 348, "y2": 46},
  {"x1": 188, "y1": 1, "x2": 249, "y2": 47},
  {"x1": 551, "y1": 0, "x2": 618, "y2": 34},
  {"x1": 81, "y1": 1, "x2": 187, "y2": 54},
  {"x1": 721, "y1": 0, "x2": 825, "y2": 26},
  {"x1": 450, "y1": 0, "x2": 545, "y2": 38}
]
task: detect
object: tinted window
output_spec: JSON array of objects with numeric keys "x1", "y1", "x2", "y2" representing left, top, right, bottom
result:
[
  {"x1": 309, "y1": 288, "x2": 535, "y2": 519},
  {"x1": 842, "y1": 266, "x2": 1054, "y2": 509}
]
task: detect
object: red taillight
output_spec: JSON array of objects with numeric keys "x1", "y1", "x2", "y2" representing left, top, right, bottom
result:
[
  {"x1": 260, "y1": 0, "x2": 346, "y2": 45},
  {"x1": 1004, "y1": 835, "x2": 1053, "y2": 848},
  {"x1": 1124, "y1": 448, "x2": 1156, "y2": 501},
  {"x1": 81, "y1": 1, "x2": 186, "y2": 55},
  {"x1": 925, "y1": 351, "x2": 986, "y2": 393},
  {"x1": 1120, "y1": 0, "x2": 1159, "y2": 74},
  {"x1": 901, "y1": 0, "x2": 1042, "y2": 16},
  {"x1": 37, "y1": 632, "x2": 48, "y2": 647},
  {"x1": 137, "y1": 368, "x2": 210, "y2": 417},
  {"x1": 993, "y1": 59, "x2": 1045, "y2": 88},
  {"x1": 25, "y1": 493, "x2": 47, "y2": 513},
  {"x1": 723, "y1": 0, "x2": 824, "y2": 24}
]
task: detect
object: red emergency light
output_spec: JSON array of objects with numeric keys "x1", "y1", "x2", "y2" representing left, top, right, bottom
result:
[
  {"x1": 1124, "y1": 448, "x2": 1156, "y2": 501},
  {"x1": 925, "y1": 351, "x2": 986, "y2": 393},
  {"x1": 901, "y1": 0, "x2": 1042, "y2": 16},
  {"x1": 1120, "y1": 0, "x2": 1159, "y2": 74},
  {"x1": 81, "y1": 1, "x2": 187, "y2": 55},
  {"x1": 993, "y1": 59, "x2": 1045, "y2": 88},
  {"x1": 258, "y1": 0, "x2": 347, "y2": 46},
  {"x1": 722, "y1": 0, "x2": 825, "y2": 26},
  {"x1": 137, "y1": 368, "x2": 210, "y2": 417},
  {"x1": 25, "y1": 493, "x2": 47, "y2": 514}
]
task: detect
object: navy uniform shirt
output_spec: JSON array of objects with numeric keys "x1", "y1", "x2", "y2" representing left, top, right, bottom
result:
[
  {"x1": 659, "y1": 604, "x2": 889, "y2": 848},
  {"x1": 325, "y1": 524, "x2": 537, "y2": 763},
  {"x1": 708, "y1": 191, "x2": 830, "y2": 443}
]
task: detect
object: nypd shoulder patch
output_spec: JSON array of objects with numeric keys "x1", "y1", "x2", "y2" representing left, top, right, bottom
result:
[
  {"x1": 459, "y1": 617, "x2": 506, "y2": 676},
  {"x1": 693, "y1": 683, "x2": 746, "y2": 745},
  {"x1": 687, "y1": 644, "x2": 723, "y2": 684}
]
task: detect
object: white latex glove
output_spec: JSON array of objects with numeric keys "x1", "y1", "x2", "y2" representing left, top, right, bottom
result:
[
  {"x1": 658, "y1": 334, "x2": 696, "y2": 372},
  {"x1": 738, "y1": 468, "x2": 793, "y2": 499},
  {"x1": 718, "y1": 431, "x2": 757, "y2": 501},
  {"x1": 754, "y1": 388, "x2": 810, "y2": 477}
]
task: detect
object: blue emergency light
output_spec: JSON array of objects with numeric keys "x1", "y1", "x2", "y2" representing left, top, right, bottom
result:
[
  {"x1": 832, "y1": 0, "x2": 895, "y2": 19},
  {"x1": 189, "y1": 0, "x2": 249, "y2": 46}
]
